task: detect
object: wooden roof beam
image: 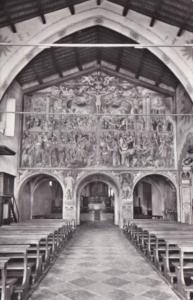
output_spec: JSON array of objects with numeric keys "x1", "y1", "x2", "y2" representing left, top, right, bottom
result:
[
  {"x1": 50, "y1": 49, "x2": 63, "y2": 78},
  {"x1": 23, "y1": 66, "x2": 99, "y2": 94},
  {"x1": 22, "y1": 65, "x2": 174, "y2": 96},
  {"x1": 2, "y1": 1, "x2": 17, "y2": 33},
  {"x1": 150, "y1": 0, "x2": 162, "y2": 27},
  {"x1": 177, "y1": 8, "x2": 192, "y2": 37},
  {"x1": 96, "y1": 26, "x2": 101, "y2": 65},
  {"x1": 155, "y1": 67, "x2": 165, "y2": 86},
  {"x1": 102, "y1": 66, "x2": 174, "y2": 96},
  {"x1": 135, "y1": 50, "x2": 145, "y2": 79},
  {"x1": 122, "y1": 0, "x2": 131, "y2": 17},
  {"x1": 67, "y1": 0, "x2": 75, "y2": 15},
  {"x1": 115, "y1": 48, "x2": 124, "y2": 72},
  {"x1": 31, "y1": 65, "x2": 43, "y2": 85},
  {"x1": 35, "y1": 0, "x2": 46, "y2": 24},
  {"x1": 74, "y1": 48, "x2": 83, "y2": 71},
  {"x1": 72, "y1": 34, "x2": 82, "y2": 71}
]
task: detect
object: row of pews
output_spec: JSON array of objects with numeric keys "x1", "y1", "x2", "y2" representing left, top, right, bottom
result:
[
  {"x1": 123, "y1": 219, "x2": 193, "y2": 300},
  {"x1": 0, "y1": 219, "x2": 75, "y2": 300}
]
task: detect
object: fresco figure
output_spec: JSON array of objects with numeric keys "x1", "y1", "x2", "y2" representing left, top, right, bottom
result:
[
  {"x1": 95, "y1": 94, "x2": 102, "y2": 113},
  {"x1": 120, "y1": 173, "x2": 133, "y2": 202},
  {"x1": 64, "y1": 176, "x2": 74, "y2": 201}
]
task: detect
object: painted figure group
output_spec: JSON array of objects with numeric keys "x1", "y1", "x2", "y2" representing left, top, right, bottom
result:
[{"x1": 21, "y1": 71, "x2": 175, "y2": 169}]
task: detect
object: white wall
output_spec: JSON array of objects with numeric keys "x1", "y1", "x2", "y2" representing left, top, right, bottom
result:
[{"x1": 32, "y1": 181, "x2": 52, "y2": 217}]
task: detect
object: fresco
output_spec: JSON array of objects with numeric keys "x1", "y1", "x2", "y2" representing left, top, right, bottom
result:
[
  {"x1": 21, "y1": 71, "x2": 175, "y2": 169},
  {"x1": 176, "y1": 84, "x2": 193, "y2": 167},
  {"x1": 0, "y1": 35, "x2": 11, "y2": 57},
  {"x1": 181, "y1": 41, "x2": 193, "y2": 61}
]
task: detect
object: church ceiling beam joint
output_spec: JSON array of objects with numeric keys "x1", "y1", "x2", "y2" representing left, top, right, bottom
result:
[{"x1": 122, "y1": 0, "x2": 131, "y2": 17}]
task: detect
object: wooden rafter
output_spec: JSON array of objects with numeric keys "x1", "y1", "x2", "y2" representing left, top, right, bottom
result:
[
  {"x1": 150, "y1": 0, "x2": 162, "y2": 27},
  {"x1": 73, "y1": 34, "x2": 83, "y2": 71},
  {"x1": 66, "y1": 0, "x2": 75, "y2": 15},
  {"x1": 31, "y1": 65, "x2": 43, "y2": 85},
  {"x1": 135, "y1": 50, "x2": 145, "y2": 79},
  {"x1": 96, "y1": 27, "x2": 101, "y2": 65},
  {"x1": 2, "y1": 0, "x2": 16, "y2": 33},
  {"x1": 34, "y1": 0, "x2": 46, "y2": 24},
  {"x1": 122, "y1": 0, "x2": 131, "y2": 17},
  {"x1": 102, "y1": 66, "x2": 174, "y2": 96},
  {"x1": 115, "y1": 48, "x2": 124, "y2": 72},
  {"x1": 23, "y1": 66, "x2": 99, "y2": 94},
  {"x1": 23, "y1": 65, "x2": 174, "y2": 97},
  {"x1": 74, "y1": 48, "x2": 83, "y2": 71},
  {"x1": 50, "y1": 49, "x2": 63, "y2": 78},
  {"x1": 155, "y1": 66, "x2": 165, "y2": 87},
  {"x1": 177, "y1": 5, "x2": 192, "y2": 37}
]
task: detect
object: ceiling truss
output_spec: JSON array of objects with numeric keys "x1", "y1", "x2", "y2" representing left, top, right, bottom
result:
[
  {"x1": 16, "y1": 26, "x2": 179, "y2": 94},
  {"x1": 0, "y1": 0, "x2": 193, "y2": 37}
]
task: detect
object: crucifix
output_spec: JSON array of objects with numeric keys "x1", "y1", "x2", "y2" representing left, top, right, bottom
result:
[{"x1": 92, "y1": 71, "x2": 109, "y2": 114}]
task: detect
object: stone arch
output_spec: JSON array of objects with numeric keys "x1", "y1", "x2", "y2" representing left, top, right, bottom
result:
[
  {"x1": 132, "y1": 172, "x2": 178, "y2": 221},
  {"x1": 133, "y1": 172, "x2": 177, "y2": 192},
  {"x1": 0, "y1": 7, "x2": 193, "y2": 102},
  {"x1": 16, "y1": 171, "x2": 65, "y2": 220},
  {"x1": 74, "y1": 172, "x2": 120, "y2": 225}
]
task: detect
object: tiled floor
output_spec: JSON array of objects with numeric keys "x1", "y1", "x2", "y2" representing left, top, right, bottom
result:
[{"x1": 29, "y1": 222, "x2": 180, "y2": 300}]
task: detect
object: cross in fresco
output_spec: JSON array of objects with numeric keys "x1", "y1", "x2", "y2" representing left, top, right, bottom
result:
[{"x1": 91, "y1": 71, "x2": 111, "y2": 114}]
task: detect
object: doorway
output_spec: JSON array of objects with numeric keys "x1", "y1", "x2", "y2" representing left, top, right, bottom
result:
[
  {"x1": 80, "y1": 181, "x2": 115, "y2": 224},
  {"x1": 18, "y1": 174, "x2": 63, "y2": 221},
  {"x1": 133, "y1": 174, "x2": 177, "y2": 220}
]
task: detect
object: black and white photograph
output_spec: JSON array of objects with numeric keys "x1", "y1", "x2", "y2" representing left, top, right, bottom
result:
[{"x1": 0, "y1": 0, "x2": 193, "y2": 299}]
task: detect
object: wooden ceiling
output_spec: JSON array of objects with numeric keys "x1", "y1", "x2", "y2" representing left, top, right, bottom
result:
[
  {"x1": 0, "y1": 0, "x2": 193, "y2": 37},
  {"x1": 16, "y1": 26, "x2": 179, "y2": 93},
  {"x1": 1, "y1": 0, "x2": 190, "y2": 93}
]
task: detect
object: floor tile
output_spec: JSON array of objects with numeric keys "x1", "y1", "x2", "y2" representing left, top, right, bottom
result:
[
  {"x1": 70, "y1": 277, "x2": 95, "y2": 287},
  {"x1": 104, "y1": 277, "x2": 129, "y2": 287}
]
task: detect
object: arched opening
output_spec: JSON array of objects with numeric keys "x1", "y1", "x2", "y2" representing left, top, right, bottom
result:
[
  {"x1": 75, "y1": 173, "x2": 119, "y2": 226},
  {"x1": 80, "y1": 181, "x2": 115, "y2": 224},
  {"x1": 133, "y1": 174, "x2": 177, "y2": 221},
  {"x1": 18, "y1": 174, "x2": 63, "y2": 221}
]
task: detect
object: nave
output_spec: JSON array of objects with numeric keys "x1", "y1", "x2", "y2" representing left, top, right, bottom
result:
[{"x1": 29, "y1": 222, "x2": 179, "y2": 300}]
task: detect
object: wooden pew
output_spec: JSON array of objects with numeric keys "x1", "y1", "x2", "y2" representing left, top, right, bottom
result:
[
  {"x1": 133, "y1": 224, "x2": 193, "y2": 254},
  {"x1": 29, "y1": 219, "x2": 76, "y2": 238},
  {"x1": 10, "y1": 222, "x2": 68, "y2": 250},
  {"x1": 125, "y1": 220, "x2": 193, "y2": 299},
  {"x1": 0, "y1": 235, "x2": 47, "y2": 283},
  {"x1": 0, "y1": 219, "x2": 75, "y2": 300},
  {"x1": 128, "y1": 222, "x2": 179, "y2": 246},
  {"x1": 175, "y1": 244, "x2": 193, "y2": 300},
  {"x1": 0, "y1": 227, "x2": 57, "y2": 263},
  {"x1": 0, "y1": 257, "x2": 17, "y2": 300},
  {"x1": 143, "y1": 227, "x2": 193, "y2": 254},
  {"x1": 0, "y1": 245, "x2": 31, "y2": 300},
  {"x1": 151, "y1": 234, "x2": 193, "y2": 283},
  {"x1": 126, "y1": 220, "x2": 177, "y2": 240}
]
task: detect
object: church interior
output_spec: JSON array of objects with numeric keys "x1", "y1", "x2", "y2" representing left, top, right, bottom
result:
[{"x1": 0, "y1": 0, "x2": 193, "y2": 299}]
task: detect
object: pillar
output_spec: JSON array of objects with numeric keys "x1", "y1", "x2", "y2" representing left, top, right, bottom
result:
[{"x1": 180, "y1": 166, "x2": 192, "y2": 223}]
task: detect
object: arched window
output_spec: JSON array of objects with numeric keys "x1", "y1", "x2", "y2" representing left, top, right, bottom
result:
[{"x1": 1, "y1": 98, "x2": 16, "y2": 137}]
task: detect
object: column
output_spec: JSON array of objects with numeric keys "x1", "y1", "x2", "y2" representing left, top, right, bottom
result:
[{"x1": 180, "y1": 167, "x2": 192, "y2": 223}]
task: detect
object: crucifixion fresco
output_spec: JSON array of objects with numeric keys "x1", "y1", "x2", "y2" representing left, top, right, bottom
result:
[{"x1": 21, "y1": 71, "x2": 175, "y2": 169}]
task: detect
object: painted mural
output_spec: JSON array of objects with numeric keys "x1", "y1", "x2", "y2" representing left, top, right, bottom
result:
[
  {"x1": 21, "y1": 71, "x2": 175, "y2": 169},
  {"x1": 176, "y1": 84, "x2": 193, "y2": 168}
]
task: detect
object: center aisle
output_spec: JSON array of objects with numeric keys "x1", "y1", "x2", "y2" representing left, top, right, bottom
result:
[{"x1": 30, "y1": 222, "x2": 180, "y2": 300}]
